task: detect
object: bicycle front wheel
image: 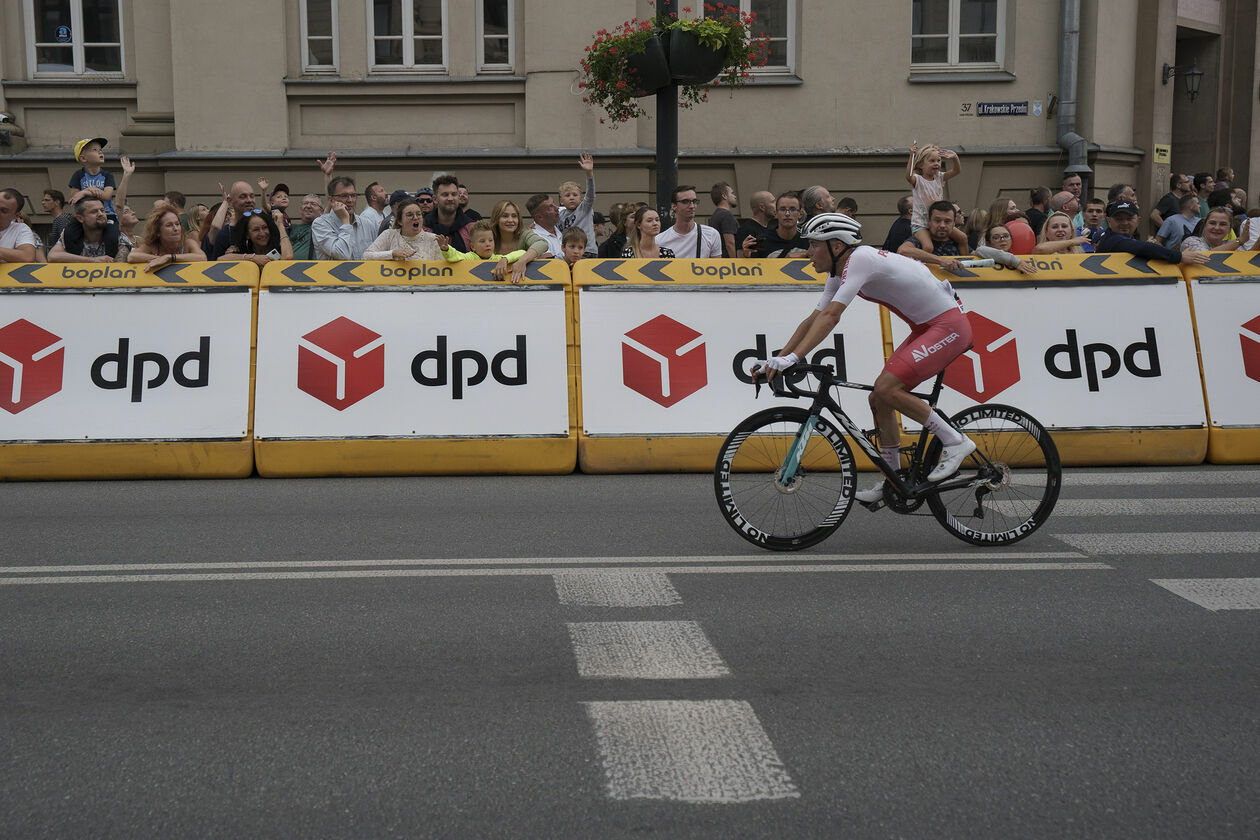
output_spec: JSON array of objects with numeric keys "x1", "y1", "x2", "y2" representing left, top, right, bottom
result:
[
  {"x1": 714, "y1": 407, "x2": 856, "y2": 551},
  {"x1": 925, "y1": 404, "x2": 1061, "y2": 546}
]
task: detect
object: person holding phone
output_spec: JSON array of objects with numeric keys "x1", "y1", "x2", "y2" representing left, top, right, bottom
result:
[{"x1": 217, "y1": 207, "x2": 292, "y2": 265}]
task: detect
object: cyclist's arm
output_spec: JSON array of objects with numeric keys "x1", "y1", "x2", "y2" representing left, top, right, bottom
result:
[{"x1": 784, "y1": 301, "x2": 846, "y2": 359}]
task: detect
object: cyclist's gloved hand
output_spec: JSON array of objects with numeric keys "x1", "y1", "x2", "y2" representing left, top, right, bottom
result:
[{"x1": 762, "y1": 352, "x2": 799, "y2": 372}]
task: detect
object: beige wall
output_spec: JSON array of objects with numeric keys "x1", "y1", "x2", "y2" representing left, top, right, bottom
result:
[{"x1": 1, "y1": 0, "x2": 1257, "y2": 240}]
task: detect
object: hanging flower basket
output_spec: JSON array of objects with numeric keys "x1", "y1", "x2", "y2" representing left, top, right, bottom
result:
[
  {"x1": 577, "y1": 2, "x2": 769, "y2": 125},
  {"x1": 626, "y1": 35, "x2": 672, "y2": 94},
  {"x1": 667, "y1": 26, "x2": 731, "y2": 85}
]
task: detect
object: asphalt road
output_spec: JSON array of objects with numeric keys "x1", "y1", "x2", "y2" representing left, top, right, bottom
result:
[{"x1": 2, "y1": 466, "x2": 1259, "y2": 839}]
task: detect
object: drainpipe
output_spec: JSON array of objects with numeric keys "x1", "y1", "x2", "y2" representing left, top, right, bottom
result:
[{"x1": 1057, "y1": 0, "x2": 1092, "y2": 183}]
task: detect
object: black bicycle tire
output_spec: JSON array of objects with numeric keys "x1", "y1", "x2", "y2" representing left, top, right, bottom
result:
[
  {"x1": 924, "y1": 403, "x2": 1061, "y2": 546},
  {"x1": 714, "y1": 406, "x2": 856, "y2": 551}
]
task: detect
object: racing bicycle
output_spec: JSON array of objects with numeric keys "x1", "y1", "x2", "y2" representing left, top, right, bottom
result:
[{"x1": 713, "y1": 362, "x2": 1061, "y2": 551}]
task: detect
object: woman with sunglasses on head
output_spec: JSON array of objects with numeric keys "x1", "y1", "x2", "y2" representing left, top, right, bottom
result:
[
  {"x1": 487, "y1": 199, "x2": 547, "y2": 282},
  {"x1": 363, "y1": 198, "x2": 441, "y2": 261},
  {"x1": 1033, "y1": 211, "x2": 1090, "y2": 255},
  {"x1": 217, "y1": 207, "x2": 293, "y2": 265},
  {"x1": 129, "y1": 202, "x2": 206, "y2": 272}
]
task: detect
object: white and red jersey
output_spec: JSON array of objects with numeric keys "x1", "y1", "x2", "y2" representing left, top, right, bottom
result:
[{"x1": 816, "y1": 245, "x2": 962, "y2": 328}]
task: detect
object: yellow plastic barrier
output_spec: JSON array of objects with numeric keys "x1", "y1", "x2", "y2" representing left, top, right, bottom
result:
[
  {"x1": 0, "y1": 261, "x2": 258, "y2": 479},
  {"x1": 920, "y1": 253, "x2": 1207, "y2": 465},
  {"x1": 572, "y1": 258, "x2": 886, "y2": 472},
  {"x1": 1180, "y1": 251, "x2": 1260, "y2": 463},
  {"x1": 252, "y1": 259, "x2": 577, "y2": 476}
]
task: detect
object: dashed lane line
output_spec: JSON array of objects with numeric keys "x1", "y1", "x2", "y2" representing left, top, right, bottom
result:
[
  {"x1": 568, "y1": 621, "x2": 729, "y2": 680},
  {"x1": 1058, "y1": 471, "x2": 1260, "y2": 486},
  {"x1": 554, "y1": 571, "x2": 682, "y2": 607},
  {"x1": 584, "y1": 700, "x2": 800, "y2": 803}
]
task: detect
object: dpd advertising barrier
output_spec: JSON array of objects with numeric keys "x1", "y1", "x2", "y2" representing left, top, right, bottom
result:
[{"x1": 0, "y1": 261, "x2": 258, "y2": 479}]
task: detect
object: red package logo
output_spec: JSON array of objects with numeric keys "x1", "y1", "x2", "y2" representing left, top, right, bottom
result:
[
  {"x1": 944, "y1": 312, "x2": 1020, "y2": 401},
  {"x1": 622, "y1": 315, "x2": 707, "y2": 407},
  {"x1": 297, "y1": 317, "x2": 385, "y2": 410},
  {"x1": 1242, "y1": 315, "x2": 1260, "y2": 383},
  {"x1": 0, "y1": 319, "x2": 65, "y2": 414}
]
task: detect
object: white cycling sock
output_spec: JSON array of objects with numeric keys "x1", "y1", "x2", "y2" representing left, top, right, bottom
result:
[
  {"x1": 879, "y1": 445, "x2": 900, "y2": 469},
  {"x1": 923, "y1": 412, "x2": 964, "y2": 446}
]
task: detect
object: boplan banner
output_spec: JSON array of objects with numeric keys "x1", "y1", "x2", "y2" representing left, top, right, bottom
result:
[
  {"x1": 253, "y1": 287, "x2": 569, "y2": 438},
  {"x1": 0, "y1": 289, "x2": 253, "y2": 440},
  {"x1": 578, "y1": 288, "x2": 886, "y2": 435},
  {"x1": 1190, "y1": 276, "x2": 1260, "y2": 428},
  {"x1": 890, "y1": 279, "x2": 1206, "y2": 428}
]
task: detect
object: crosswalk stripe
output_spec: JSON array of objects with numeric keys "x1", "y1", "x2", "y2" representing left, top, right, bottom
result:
[
  {"x1": 1057, "y1": 532, "x2": 1260, "y2": 555},
  {"x1": 554, "y1": 571, "x2": 682, "y2": 607},
  {"x1": 1062, "y1": 471, "x2": 1260, "y2": 486},
  {"x1": 584, "y1": 700, "x2": 799, "y2": 802},
  {"x1": 567, "y1": 621, "x2": 729, "y2": 679},
  {"x1": 0, "y1": 562, "x2": 1111, "y2": 587},
  {"x1": 999, "y1": 498, "x2": 1260, "y2": 516},
  {"x1": 1152, "y1": 578, "x2": 1260, "y2": 610}
]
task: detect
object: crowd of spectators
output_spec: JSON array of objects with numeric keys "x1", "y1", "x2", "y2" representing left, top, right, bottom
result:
[{"x1": 2, "y1": 137, "x2": 1257, "y2": 277}]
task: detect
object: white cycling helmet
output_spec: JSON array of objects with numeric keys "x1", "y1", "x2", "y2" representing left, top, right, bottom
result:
[{"x1": 802, "y1": 212, "x2": 863, "y2": 245}]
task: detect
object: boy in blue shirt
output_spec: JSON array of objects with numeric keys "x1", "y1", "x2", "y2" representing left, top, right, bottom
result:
[{"x1": 68, "y1": 137, "x2": 116, "y2": 220}]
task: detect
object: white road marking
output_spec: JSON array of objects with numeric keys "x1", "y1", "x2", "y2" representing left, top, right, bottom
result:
[
  {"x1": 584, "y1": 700, "x2": 799, "y2": 803},
  {"x1": 554, "y1": 571, "x2": 682, "y2": 607},
  {"x1": 1062, "y1": 471, "x2": 1260, "y2": 486},
  {"x1": 0, "y1": 551, "x2": 1087, "y2": 575},
  {"x1": 996, "y1": 498, "x2": 1260, "y2": 517},
  {"x1": 567, "y1": 621, "x2": 729, "y2": 679},
  {"x1": 1152, "y1": 578, "x2": 1260, "y2": 610},
  {"x1": 0, "y1": 562, "x2": 1111, "y2": 587},
  {"x1": 1057, "y1": 532, "x2": 1260, "y2": 555}
]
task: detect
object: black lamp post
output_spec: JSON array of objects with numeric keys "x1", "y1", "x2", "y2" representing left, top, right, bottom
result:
[
  {"x1": 655, "y1": 0, "x2": 679, "y2": 220},
  {"x1": 1162, "y1": 60, "x2": 1204, "y2": 103}
]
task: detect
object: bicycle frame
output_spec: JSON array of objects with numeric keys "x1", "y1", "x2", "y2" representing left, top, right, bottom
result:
[{"x1": 768, "y1": 365, "x2": 988, "y2": 501}]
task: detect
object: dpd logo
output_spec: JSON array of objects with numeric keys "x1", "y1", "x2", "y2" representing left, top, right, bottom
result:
[
  {"x1": 622, "y1": 315, "x2": 706, "y2": 407},
  {"x1": 1045, "y1": 328, "x2": 1160, "y2": 392},
  {"x1": 1241, "y1": 315, "x2": 1260, "y2": 383},
  {"x1": 944, "y1": 312, "x2": 1019, "y2": 401},
  {"x1": 298, "y1": 317, "x2": 385, "y2": 410},
  {"x1": 0, "y1": 319, "x2": 65, "y2": 414}
]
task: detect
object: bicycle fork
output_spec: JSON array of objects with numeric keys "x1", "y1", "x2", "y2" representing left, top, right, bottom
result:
[{"x1": 777, "y1": 414, "x2": 820, "y2": 488}]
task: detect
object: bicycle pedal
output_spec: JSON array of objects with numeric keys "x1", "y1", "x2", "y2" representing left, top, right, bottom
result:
[{"x1": 859, "y1": 498, "x2": 886, "y2": 512}]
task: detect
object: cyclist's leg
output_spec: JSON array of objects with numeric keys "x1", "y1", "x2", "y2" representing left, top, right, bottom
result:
[{"x1": 883, "y1": 311, "x2": 975, "y2": 480}]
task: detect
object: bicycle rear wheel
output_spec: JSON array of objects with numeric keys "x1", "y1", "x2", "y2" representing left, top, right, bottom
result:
[
  {"x1": 925, "y1": 404, "x2": 1061, "y2": 546},
  {"x1": 714, "y1": 407, "x2": 856, "y2": 551}
]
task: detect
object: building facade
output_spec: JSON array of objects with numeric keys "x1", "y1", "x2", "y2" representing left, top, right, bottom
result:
[{"x1": 1, "y1": 0, "x2": 1256, "y2": 236}]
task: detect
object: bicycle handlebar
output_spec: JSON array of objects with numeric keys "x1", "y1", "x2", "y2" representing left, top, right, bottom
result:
[{"x1": 751, "y1": 362, "x2": 836, "y2": 399}]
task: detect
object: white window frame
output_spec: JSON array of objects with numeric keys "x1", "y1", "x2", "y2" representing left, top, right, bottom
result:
[
  {"x1": 24, "y1": 0, "x2": 126, "y2": 78},
  {"x1": 911, "y1": 0, "x2": 1005, "y2": 69},
  {"x1": 367, "y1": 0, "x2": 449, "y2": 74},
  {"x1": 475, "y1": 0, "x2": 514, "y2": 73},
  {"x1": 300, "y1": 0, "x2": 339, "y2": 73},
  {"x1": 737, "y1": 0, "x2": 795, "y2": 76}
]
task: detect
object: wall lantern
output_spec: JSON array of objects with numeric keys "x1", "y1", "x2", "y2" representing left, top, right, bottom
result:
[{"x1": 1162, "y1": 61, "x2": 1204, "y2": 103}]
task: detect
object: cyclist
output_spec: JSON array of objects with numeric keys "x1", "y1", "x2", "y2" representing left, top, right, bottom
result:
[{"x1": 756, "y1": 212, "x2": 976, "y2": 504}]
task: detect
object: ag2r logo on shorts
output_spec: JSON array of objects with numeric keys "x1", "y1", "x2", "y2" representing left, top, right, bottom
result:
[
  {"x1": 621, "y1": 315, "x2": 707, "y2": 407},
  {"x1": 1241, "y1": 315, "x2": 1260, "y2": 384},
  {"x1": 943, "y1": 312, "x2": 1020, "y2": 402},
  {"x1": 0, "y1": 319, "x2": 65, "y2": 414},
  {"x1": 297, "y1": 317, "x2": 385, "y2": 411}
]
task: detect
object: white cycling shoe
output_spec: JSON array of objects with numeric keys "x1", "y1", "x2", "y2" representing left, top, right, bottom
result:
[
  {"x1": 928, "y1": 437, "x2": 977, "y2": 482},
  {"x1": 855, "y1": 482, "x2": 886, "y2": 504}
]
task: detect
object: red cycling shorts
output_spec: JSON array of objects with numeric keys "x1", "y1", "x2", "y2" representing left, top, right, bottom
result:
[{"x1": 884, "y1": 307, "x2": 972, "y2": 388}]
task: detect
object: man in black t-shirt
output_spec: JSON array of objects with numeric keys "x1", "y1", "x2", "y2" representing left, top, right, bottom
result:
[
  {"x1": 1150, "y1": 172, "x2": 1191, "y2": 231},
  {"x1": 735, "y1": 190, "x2": 774, "y2": 258},
  {"x1": 708, "y1": 181, "x2": 739, "y2": 257},
  {"x1": 754, "y1": 192, "x2": 809, "y2": 257}
]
